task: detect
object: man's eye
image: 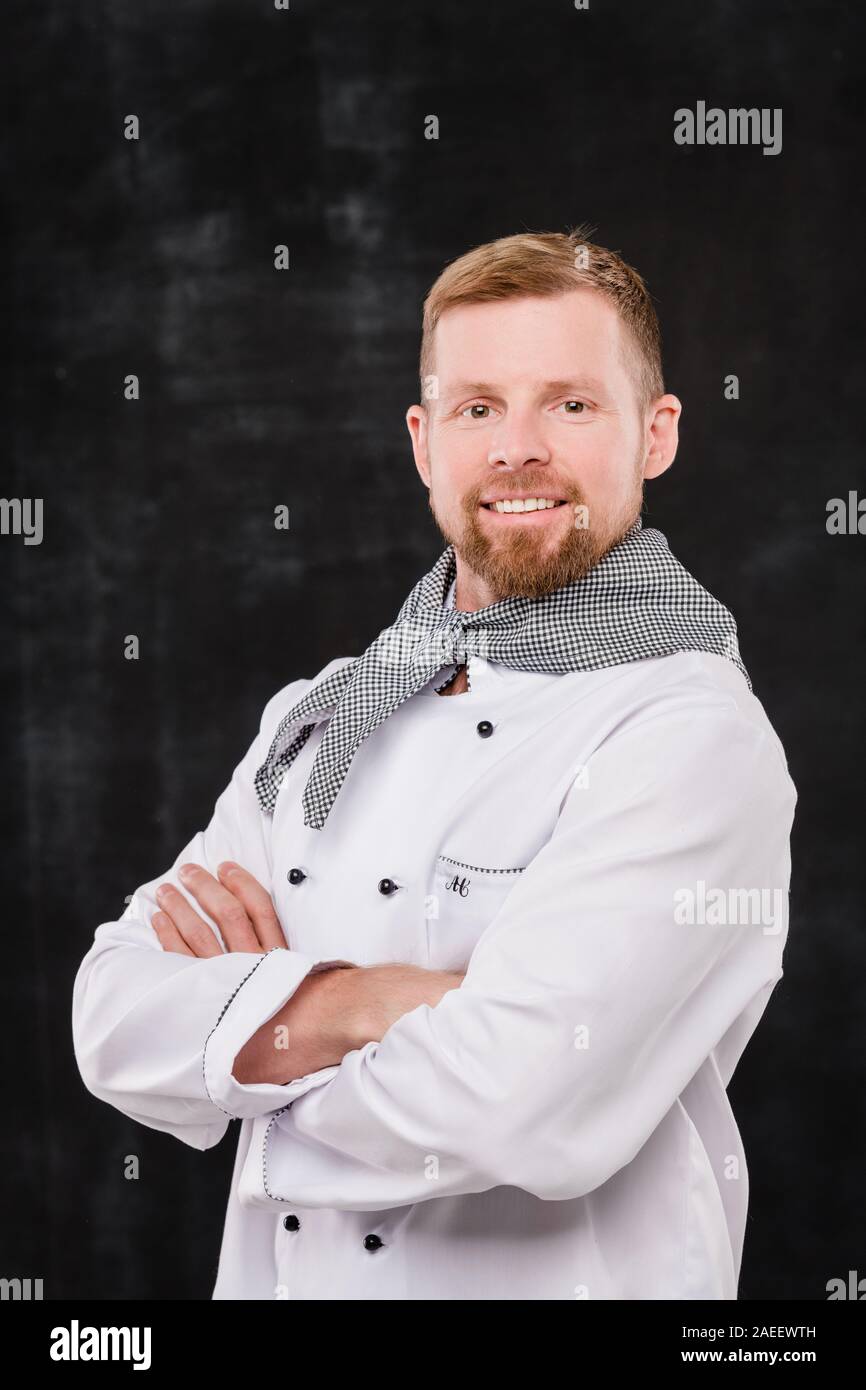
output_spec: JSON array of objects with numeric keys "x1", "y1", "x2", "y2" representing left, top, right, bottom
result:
[{"x1": 459, "y1": 400, "x2": 587, "y2": 419}]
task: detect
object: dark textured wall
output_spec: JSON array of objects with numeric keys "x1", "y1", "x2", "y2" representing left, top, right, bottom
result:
[{"x1": 3, "y1": 0, "x2": 863, "y2": 1300}]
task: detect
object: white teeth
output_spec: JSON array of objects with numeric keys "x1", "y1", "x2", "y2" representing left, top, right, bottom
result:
[{"x1": 489, "y1": 498, "x2": 563, "y2": 513}]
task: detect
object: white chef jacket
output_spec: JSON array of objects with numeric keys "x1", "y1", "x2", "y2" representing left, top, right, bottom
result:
[{"x1": 72, "y1": 588, "x2": 796, "y2": 1300}]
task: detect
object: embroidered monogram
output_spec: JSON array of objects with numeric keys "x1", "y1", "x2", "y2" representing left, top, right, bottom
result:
[{"x1": 444, "y1": 872, "x2": 471, "y2": 898}]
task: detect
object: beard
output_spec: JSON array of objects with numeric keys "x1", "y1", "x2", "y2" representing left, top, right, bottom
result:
[{"x1": 427, "y1": 465, "x2": 644, "y2": 602}]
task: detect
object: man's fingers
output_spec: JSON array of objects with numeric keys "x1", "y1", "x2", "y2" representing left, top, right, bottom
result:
[
  {"x1": 153, "y1": 863, "x2": 287, "y2": 956},
  {"x1": 173, "y1": 864, "x2": 262, "y2": 953},
  {"x1": 216, "y1": 863, "x2": 289, "y2": 950},
  {"x1": 154, "y1": 882, "x2": 227, "y2": 957},
  {"x1": 152, "y1": 912, "x2": 196, "y2": 956}
]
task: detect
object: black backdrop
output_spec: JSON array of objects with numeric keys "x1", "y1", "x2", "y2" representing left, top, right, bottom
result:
[{"x1": 3, "y1": 0, "x2": 864, "y2": 1301}]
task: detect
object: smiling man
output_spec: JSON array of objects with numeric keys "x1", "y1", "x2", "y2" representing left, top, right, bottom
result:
[{"x1": 72, "y1": 228, "x2": 796, "y2": 1301}]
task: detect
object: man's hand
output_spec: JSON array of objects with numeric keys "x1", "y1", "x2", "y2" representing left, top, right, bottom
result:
[{"x1": 152, "y1": 861, "x2": 287, "y2": 956}]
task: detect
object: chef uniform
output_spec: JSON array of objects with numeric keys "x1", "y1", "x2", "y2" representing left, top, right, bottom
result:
[{"x1": 72, "y1": 522, "x2": 796, "y2": 1300}]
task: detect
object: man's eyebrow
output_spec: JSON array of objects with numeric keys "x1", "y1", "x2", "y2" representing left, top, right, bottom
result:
[{"x1": 439, "y1": 377, "x2": 609, "y2": 402}]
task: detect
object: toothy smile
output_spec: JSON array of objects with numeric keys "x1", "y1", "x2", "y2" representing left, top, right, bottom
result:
[{"x1": 481, "y1": 498, "x2": 568, "y2": 514}]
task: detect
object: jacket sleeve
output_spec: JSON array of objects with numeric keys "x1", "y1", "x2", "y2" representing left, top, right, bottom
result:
[
  {"x1": 71, "y1": 683, "x2": 347, "y2": 1153},
  {"x1": 238, "y1": 697, "x2": 797, "y2": 1210}
]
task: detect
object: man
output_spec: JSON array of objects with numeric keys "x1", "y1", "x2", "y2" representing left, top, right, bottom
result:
[{"x1": 72, "y1": 228, "x2": 796, "y2": 1300}]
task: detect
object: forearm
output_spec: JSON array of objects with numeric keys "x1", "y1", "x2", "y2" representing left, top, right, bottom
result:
[
  {"x1": 232, "y1": 964, "x2": 356, "y2": 1085},
  {"x1": 232, "y1": 962, "x2": 465, "y2": 1086}
]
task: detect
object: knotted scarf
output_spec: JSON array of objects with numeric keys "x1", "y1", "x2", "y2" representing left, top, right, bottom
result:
[{"x1": 254, "y1": 518, "x2": 749, "y2": 829}]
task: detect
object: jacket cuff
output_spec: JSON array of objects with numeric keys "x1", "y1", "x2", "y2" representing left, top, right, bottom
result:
[{"x1": 202, "y1": 947, "x2": 345, "y2": 1120}]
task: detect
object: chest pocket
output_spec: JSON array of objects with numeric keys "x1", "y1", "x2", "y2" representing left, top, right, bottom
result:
[{"x1": 425, "y1": 852, "x2": 527, "y2": 971}]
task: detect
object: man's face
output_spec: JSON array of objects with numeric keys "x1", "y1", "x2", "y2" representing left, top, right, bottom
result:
[{"x1": 406, "y1": 289, "x2": 679, "y2": 606}]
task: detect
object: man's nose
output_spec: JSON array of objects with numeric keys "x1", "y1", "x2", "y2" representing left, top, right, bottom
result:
[{"x1": 486, "y1": 409, "x2": 553, "y2": 469}]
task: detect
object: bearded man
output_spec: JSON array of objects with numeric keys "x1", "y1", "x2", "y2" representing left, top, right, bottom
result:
[{"x1": 73, "y1": 228, "x2": 796, "y2": 1301}]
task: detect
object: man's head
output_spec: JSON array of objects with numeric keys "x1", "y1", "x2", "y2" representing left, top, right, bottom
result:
[{"x1": 406, "y1": 227, "x2": 682, "y2": 608}]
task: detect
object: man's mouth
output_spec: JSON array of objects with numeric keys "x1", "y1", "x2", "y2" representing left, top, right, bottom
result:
[{"x1": 480, "y1": 498, "x2": 570, "y2": 516}]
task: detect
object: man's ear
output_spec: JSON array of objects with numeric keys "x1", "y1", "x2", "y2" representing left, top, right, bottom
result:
[
  {"x1": 406, "y1": 404, "x2": 432, "y2": 488},
  {"x1": 643, "y1": 393, "x2": 682, "y2": 480}
]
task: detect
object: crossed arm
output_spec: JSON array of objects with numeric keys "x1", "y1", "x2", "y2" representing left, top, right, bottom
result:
[
  {"x1": 151, "y1": 859, "x2": 464, "y2": 1084},
  {"x1": 73, "y1": 684, "x2": 795, "y2": 1207}
]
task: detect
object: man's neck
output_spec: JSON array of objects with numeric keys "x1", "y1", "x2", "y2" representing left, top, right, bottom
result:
[{"x1": 436, "y1": 664, "x2": 469, "y2": 696}]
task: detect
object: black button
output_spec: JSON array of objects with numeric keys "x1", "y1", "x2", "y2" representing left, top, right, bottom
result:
[
  {"x1": 287, "y1": 867, "x2": 306, "y2": 885},
  {"x1": 476, "y1": 720, "x2": 494, "y2": 738},
  {"x1": 377, "y1": 878, "x2": 398, "y2": 895},
  {"x1": 283, "y1": 1214, "x2": 300, "y2": 1232},
  {"x1": 363, "y1": 1233, "x2": 384, "y2": 1251}
]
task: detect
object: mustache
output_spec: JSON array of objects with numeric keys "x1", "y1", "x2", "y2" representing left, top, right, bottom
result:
[{"x1": 465, "y1": 480, "x2": 585, "y2": 505}]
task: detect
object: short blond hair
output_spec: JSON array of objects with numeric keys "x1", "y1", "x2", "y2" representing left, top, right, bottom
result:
[{"x1": 419, "y1": 224, "x2": 664, "y2": 416}]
